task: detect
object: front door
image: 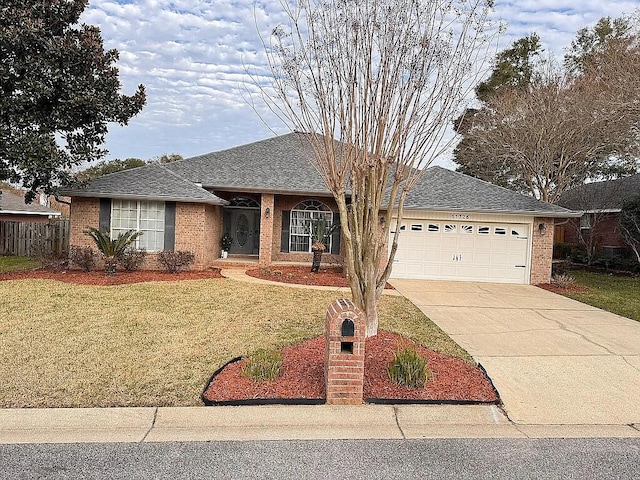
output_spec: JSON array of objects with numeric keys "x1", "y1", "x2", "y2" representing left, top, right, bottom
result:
[{"x1": 227, "y1": 209, "x2": 260, "y2": 255}]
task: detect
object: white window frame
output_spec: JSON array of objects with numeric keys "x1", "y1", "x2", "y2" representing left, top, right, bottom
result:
[
  {"x1": 290, "y1": 200, "x2": 333, "y2": 253},
  {"x1": 111, "y1": 200, "x2": 165, "y2": 252}
]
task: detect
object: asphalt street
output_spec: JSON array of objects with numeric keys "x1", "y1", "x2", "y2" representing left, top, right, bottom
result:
[{"x1": 1, "y1": 438, "x2": 639, "y2": 479}]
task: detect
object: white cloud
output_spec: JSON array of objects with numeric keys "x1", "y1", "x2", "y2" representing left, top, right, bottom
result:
[{"x1": 79, "y1": 0, "x2": 638, "y2": 164}]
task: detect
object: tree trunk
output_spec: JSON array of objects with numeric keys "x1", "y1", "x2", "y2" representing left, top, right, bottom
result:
[
  {"x1": 104, "y1": 258, "x2": 117, "y2": 276},
  {"x1": 311, "y1": 248, "x2": 323, "y2": 273}
]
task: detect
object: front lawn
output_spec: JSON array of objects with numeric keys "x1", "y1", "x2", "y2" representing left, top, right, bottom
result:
[
  {"x1": 0, "y1": 256, "x2": 39, "y2": 273},
  {"x1": 0, "y1": 277, "x2": 471, "y2": 408},
  {"x1": 562, "y1": 270, "x2": 640, "y2": 322}
]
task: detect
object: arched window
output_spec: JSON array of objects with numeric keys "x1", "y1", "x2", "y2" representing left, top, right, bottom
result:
[
  {"x1": 290, "y1": 200, "x2": 334, "y2": 252},
  {"x1": 228, "y1": 197, "x2": 260, "y2": 208}
]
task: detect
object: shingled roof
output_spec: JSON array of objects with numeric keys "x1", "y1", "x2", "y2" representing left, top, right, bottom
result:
[
  {"x1": 407, "y1": 167, "x2": 578, "y2": 217},
  {"x1": 557, "y1": 174, "x2": 640, "y2": 212},
  {"x1": 61, "y1": 163, "x2": 227, "y2": 205},
  {"x1": 165, "y1": 132, "x2": 329, "y2": 195},
  {"x1": 0, "y1": 190, "x2": 61, "y2": 216},
  {"x1": 62, "y1": 133, "x2": 576, "y2": 217}
]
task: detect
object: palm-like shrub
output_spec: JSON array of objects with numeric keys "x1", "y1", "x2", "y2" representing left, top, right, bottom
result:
[
  {"x1": 308, "y1": 218, "x2": 339, "y2": 273},
  {"x1": 83, "y1": 227, "x2": 142, "y2": 275}
]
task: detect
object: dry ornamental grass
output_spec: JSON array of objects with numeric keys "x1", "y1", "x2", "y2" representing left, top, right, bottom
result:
[{"x1": 0, "y1": 277, "x2": 470, "y2": 407}]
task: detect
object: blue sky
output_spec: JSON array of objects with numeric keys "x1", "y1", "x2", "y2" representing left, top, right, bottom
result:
[{"x1": 82, "y1": 0, "x2": 639, "y2": 167}]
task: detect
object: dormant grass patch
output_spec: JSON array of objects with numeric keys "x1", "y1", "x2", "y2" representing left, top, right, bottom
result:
[{"x1": 0, "y1": 278, "x2": 471, "y2": 407}]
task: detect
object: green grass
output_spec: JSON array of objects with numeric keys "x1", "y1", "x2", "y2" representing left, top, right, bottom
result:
[
  {"x1": 562, "y1": 270, "x2": 640, "y2": 322},
  {"x1": 0, "y1": 256, "x2": 39, "y2": 273},
  {"x1": 0, "y1": 278, "x2": 471, "y2": 407}
]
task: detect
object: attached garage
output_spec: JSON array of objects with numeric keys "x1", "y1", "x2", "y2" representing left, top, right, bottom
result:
[
  {"x1": 390, "y1": 214, "x2": 532, "y2": 283},
  {"x1": 389, "y1": 167, "x2": 580, "y2": 285}
]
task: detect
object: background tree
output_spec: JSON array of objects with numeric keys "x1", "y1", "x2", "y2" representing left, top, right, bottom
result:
[
  {"x1": 620, "y1": 195, "x2": 640, "y2": 263},
  {"x1": 0, "y1": 0, "x2": 146, "y2": 202},
  {"x1": 565, "y1": 16, "x2": 631, "y2": 74},
  {"x1": 475, "y1": 33, "x2": 544, "y2": 100},
  {"x1": 74, "y1": 153, "x2": 183, "y2": 181},
  {"x1": 259, "y1": 0, "x2": 499, "y2": 336},
  {"x1": 152, "y1": 153, "x2": 184, "y2": 164},
  {"x1": 453, "y1": 13, "x2": 640, "y2": 203},
  {"x1": 74, "y1": 158, "x2": 146, "y2": 181},
  {"x1": 454, "y1": 33, "x2": 544, "y2": 193}
]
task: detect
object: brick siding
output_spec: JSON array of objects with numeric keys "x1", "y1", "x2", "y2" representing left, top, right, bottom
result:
[
  {"x1": 530, "y1": 217, "x2": 554, "y2": 284},
  {"x1": 68, "y1": 197, "x2": 222, "y2": 270},
  {"x1": 562, "y1": 214, "x2": 627, "y2": 250},
  {"x1": 69, "y1": 197, "x2": 100, "y2": 249}
]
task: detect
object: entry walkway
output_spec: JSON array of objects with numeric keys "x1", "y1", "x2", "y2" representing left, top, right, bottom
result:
[{"x1": 389, "y1": 280, "x2": 640, "y2": 427}]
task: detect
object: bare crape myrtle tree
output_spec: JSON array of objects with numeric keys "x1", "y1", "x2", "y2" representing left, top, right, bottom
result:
[{"x1": 256, "y1": 0, "x2": 501, "y2": 336}]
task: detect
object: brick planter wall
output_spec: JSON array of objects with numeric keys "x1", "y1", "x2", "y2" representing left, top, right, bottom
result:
[{"x1": 325, "y1": 299, "x2": 365, "y2": 405}]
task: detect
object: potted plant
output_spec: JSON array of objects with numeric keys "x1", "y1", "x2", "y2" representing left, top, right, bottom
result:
[{"x1": 220, "y1": 234, "x2": 232, "y2": 258}]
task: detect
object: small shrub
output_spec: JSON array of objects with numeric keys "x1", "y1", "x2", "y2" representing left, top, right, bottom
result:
[
  {"x1": 31, "y1": 241, "x2": 69, "y2": 272},
  {"x1": 157, "y1": 250, "x2": 195, "y2": 273},
  {"x1": 261, "y1": 267, "x2": 271, "y2": 275},
  {"x1": 387, "y1": 344, "x2": 429, "y2": 389},
  {"x1": 242, "y1": 349, "x2": 283, "y2": 382},
  {"x1": 272, "y1": 269, "x2": 282, "y2": 276},
  {"x1": 553, "y1": 243, "x2": 573, "y2": 260},
  {"x1": 118, "y1": 248, "x2": 147, "y2": 272},
  {"x1": 552, "y1": 273, "x2": 576, "y2": 289},
  {"x1": 69, "y1": 246, "x2": 96, "y2": 272}
]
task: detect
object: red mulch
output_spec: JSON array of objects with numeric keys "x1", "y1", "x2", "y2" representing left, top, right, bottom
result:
[
  {"x1": 537, "y1": 283, "x2": 589, "y2": 294},
  {"x1": 203, "y1": 330, "x2": 499, "y2": 404},
  {"x1": 0, "y1": 268, "x2": 223, "y2": 286},
  {"x1": 246, "y1": 265, "x2": 393, "y2": 289}
]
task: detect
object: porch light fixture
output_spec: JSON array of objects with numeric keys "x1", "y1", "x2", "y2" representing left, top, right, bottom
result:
[
  {"x1": 538, "y1": 223, "x2": 546, "y2": 236},
  {"x1": 265, "y1": 207, "x2": 271, "y2": 219}
]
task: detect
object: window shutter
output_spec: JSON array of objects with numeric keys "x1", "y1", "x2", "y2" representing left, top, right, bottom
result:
[
  {"x1": 99, "y1": 198, "x2": 111, "y2": 232},
  {"x1": 330, "y1": 212, "x2": 341, "y2": 255},
  {"x1": 164, "y1": 202, "x2": 176, "y2": 251},
  {"x1": 281, "y1": 210, "x2": 290, "y2": 253}
]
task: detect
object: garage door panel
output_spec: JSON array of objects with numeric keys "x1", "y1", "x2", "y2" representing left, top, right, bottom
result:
[{"x1": 390, "y1": 220, "x2": 530, "y2": 284}]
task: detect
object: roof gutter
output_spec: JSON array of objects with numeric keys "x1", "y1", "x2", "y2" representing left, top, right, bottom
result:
[
  {"x1": 389, "y1": 206, "x2": 582, "y2": 218},
  {"x1": 0, "y1": 210, "x2": 61, "y2": 216},
  {"x1": 63, "y1": 191, "x2": 229, "y2": 206},
  {"x1": 202, "y1": 184, "x2": 339, "y2": 198}
]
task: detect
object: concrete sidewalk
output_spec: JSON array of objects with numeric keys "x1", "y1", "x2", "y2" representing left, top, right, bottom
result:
[
  {"x1": 390, "y1": 280, "x2": 640, "y2": 428},
  {"x1": 2, "y1": 404, "x2": 638, "y2": 444}
]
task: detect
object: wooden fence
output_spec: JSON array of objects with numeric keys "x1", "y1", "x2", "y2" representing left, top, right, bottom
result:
[{"x1": 0, "y1": 219, "x2": 70, "y2": 257}]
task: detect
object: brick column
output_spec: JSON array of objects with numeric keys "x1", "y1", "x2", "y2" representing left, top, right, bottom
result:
[
  {"x1": 259, "y1": 193, "x2": 274, "y2": 266},
  {"x1": 530, "y1": 217, "x2": 555, "y2": 284},
  {"x1": 325, "y1": 299, "x2": 365, "y2": 405}
]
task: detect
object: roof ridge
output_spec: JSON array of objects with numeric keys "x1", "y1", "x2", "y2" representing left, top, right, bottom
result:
[{"x1": 181, "y1": 131, "x2": 307, "y2": 162}]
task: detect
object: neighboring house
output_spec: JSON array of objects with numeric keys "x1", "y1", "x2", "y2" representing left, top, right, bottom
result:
[
  {"x1": 0, "y1": 190, "x2": 62, "y2": 222},
  {"x1": 557, "y1": 174, "x2": 640, "y2": 257},
  {"x1": 61, "y1": 133, "x2": 577, "y2": 284}
]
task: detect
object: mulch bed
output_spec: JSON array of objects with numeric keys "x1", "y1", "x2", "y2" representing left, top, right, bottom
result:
[
  {"x1": 246, "y1": 265, "x2": 393, "y2": 289},
  {"x1": 537, "y1": 283, "x2": 589, "y2": 294},
  {"x1": 0, "y1": 268, "x2": 224, "y2": 286},
  {"x1": 203, "y1": 330, "x2": 499, "y2": 405}
]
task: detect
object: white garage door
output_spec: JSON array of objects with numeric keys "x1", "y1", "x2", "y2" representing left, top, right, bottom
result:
[{"x1": 390, "y1": 220, "x2": 530, "y2": 284}]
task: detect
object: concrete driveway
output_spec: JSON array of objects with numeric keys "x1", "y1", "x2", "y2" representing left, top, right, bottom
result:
[{"x1": 390, "y1": 280, "x2": 640, "y2": 427}]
